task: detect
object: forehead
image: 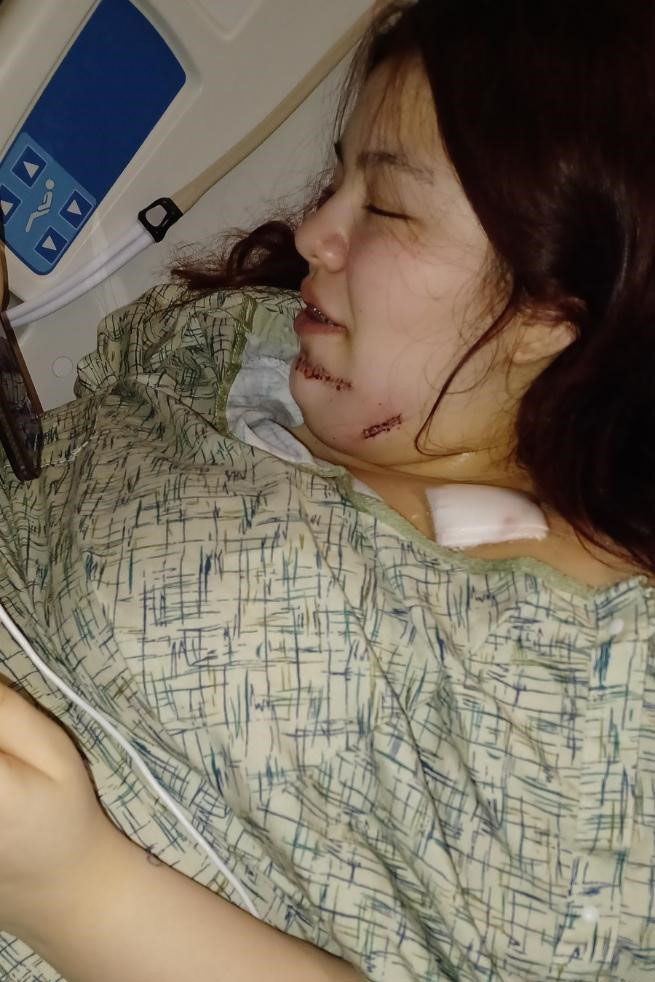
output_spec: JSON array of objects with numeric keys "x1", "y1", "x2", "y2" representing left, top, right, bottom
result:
[
  {"x1": 342, "y1": 58, "x2": 442, "y2": 172},
  {"x1": 340, "y1": 58, "x2": 490, "y2": 260}
]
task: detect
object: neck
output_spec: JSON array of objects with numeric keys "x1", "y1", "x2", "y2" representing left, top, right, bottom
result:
[
  {"x1": 289, "y1": 422, "x2": 533, "y2": 495},
  {"x1": 290, "y1": 424, "x2": 651, "y2": 588}
]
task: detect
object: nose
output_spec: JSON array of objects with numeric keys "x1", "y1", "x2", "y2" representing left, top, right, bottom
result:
[{"x1": 294, "y1": 195, "x2": 349, "y2": 273}]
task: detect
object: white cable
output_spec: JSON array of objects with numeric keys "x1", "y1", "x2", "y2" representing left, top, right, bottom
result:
[
  {"x1": 0, "y1": 598, "x2": 260, "y2": 920},
  {"x1": 6, "y1": 222, "x2": 145, "y2": 324},
  {"x1": 6, "y1": 226, "x2": 153, "y2": 328},
  {"x1": 13, "y1": 230, "x2": 152, "y2": 326}
]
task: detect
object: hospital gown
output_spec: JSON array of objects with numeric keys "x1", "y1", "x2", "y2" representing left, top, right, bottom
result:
[{"x1": 1, "y1": 285, "x2": 655, "y2": 982}]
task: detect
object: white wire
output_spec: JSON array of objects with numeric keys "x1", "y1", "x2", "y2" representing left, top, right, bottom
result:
[
  {"x1": 6, "y1": 222, "x2": 145, "y2": 324},
  {"x1": 6, "y1": 225, "x2": 153, "y2": 328},
  {"x1": 0, "y1": 598, "x2": 260, "y2": 920}
]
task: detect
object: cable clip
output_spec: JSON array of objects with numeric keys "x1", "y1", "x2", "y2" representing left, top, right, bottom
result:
[{"x1": 138, "y1": 197, "x2": 183, "y2": 243}]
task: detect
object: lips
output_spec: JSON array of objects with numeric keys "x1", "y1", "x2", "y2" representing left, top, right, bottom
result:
[
  {"x1": 299, "y1": 281, "x2": 345, "y2": 329},
  {"x1": 294, "y1": 308, "x2": 347, "y2": 338}
]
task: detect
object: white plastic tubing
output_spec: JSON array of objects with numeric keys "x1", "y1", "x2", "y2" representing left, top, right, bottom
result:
[
  {"x1": 5, "y1": 222, "x2": 152, "y2": 328},
  {"x1": 0, "y1": 596, "x2": 261, "y2": 920},
  {"x1": 4, "y1": 5, "x2": 375, "y2": 329}
]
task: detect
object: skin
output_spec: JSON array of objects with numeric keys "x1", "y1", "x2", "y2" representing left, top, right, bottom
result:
[
  {"x1": 289, "y1": 61, "x2": 647, "y2": 586},
  {"x1": 0, "y1": 676, "x2": 363, "y2": 981},
  {"x1": 290, "y1": 59, "x2": 573, "y2": 510},
  {"x1": 290, "y1": 59, "x2": 574, "y2": 487},
  {"x1": 362, "y1": 414, "x2": 402, "y2": 439},
  {"x1": 0, "y1": 51, "x2": 647, "y2": 982}
]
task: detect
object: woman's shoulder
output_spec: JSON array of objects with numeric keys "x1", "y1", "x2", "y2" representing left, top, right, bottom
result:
[
  {"x1": 460, "y1": 513, "x2": 654, "y2": 592},
  {"x1": 345, "y1": 467, "x2": 655, "y2": 594}
]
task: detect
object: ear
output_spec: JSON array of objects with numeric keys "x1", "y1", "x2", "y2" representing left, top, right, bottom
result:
[{"x1": 510, "y1": 319, "x2": 577, "y2": 366}]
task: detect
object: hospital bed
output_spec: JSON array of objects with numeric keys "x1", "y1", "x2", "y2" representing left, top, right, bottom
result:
[{"x1": 0, "y1": 0, "x2": 374, "y2": 410}]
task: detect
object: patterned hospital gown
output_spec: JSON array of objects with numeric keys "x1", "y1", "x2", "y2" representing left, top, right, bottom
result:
[{"x1": 1, "y1": 285, "x2": 655, "y2": 982}]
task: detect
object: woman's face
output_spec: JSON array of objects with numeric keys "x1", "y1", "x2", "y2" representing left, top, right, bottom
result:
[{"x1": 291, "y1": 60, "x2": 514, "y2": 471}]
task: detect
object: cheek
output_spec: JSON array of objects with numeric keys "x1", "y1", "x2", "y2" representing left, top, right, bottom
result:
[
  {"x1": 293, "y1": 353, "x2": 353, "y2": 392},
  {"x1": 289, "y1": 363, "x2": 400, "y2": 446},
  {"x1": 361, "y1": 413, "x2": 403, "y2": 441},
  {"x1": 347, "y1": 229, "x2": 406, "y2": 297},
  {"x1": 349, "y1": 324, "x2": 454, "y2": 419}
]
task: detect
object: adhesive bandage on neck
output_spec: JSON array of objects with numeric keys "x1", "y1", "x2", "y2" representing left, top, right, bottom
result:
[{"x1": 425, "y1": 483, "x2": 549, "y2": 549}]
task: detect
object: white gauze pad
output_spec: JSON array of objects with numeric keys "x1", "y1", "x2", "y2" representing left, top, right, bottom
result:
[{"x1": 425, "y1": 483, "x2": 549, "y2": 549}]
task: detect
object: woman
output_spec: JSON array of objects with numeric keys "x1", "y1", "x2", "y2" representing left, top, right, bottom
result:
[{"x1": 1, "y1": 2, "x2": 654, "y2": 979}]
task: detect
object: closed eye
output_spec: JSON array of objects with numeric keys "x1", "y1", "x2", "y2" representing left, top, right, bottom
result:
[{"x1": 365, "y1": 204, "x2": 411, "y2": 221}]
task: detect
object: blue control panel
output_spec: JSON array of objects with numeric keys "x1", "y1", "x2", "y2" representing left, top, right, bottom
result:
[{"x1": 0, "y1": 0, "x2": 186, "y2": 274}]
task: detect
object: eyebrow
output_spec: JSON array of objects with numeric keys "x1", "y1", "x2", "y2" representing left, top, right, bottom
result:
[{"x1": 334, "y1": 139, "x2": 434, "y2": 185}]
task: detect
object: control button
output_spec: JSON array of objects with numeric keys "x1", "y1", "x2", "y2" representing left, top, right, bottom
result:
[
  {"x1": 25, "y1": 178, "x2": 55, "y2": 233},
  {"x1": 34, "y1": 226, "x2": 67, "y2": 264},
  {"x1": 12, "y1": 145, "x2": 46, "y2": 187},
  {"x1": 608, "y1": 618, "x2": 624, "y2": 637},
  {"x1": 60, "y1": 189, "x2": 93, "y2": 229},
  {"x1": 52, "y1": 356, "x2": 73, "y2": 379},
  {"x1": 0, "y1": 133, "x2": 97, "y2": 273},
  {"x1": 0, "y1": 184, "x2": 20, "y2": 223},
  {"x1": 581, "y1": 906, "x2": 600, "y2": 924}
]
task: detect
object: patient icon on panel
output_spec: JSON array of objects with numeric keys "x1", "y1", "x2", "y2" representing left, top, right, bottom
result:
[{"x1": 24, "y1": 178, "x2": 55, "y2": 233}]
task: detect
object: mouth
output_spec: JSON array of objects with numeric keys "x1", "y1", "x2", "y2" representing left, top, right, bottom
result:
[
  {"x1": 299, "y1": 281, "x2": 346, "y2": 330},
  {"x1": 294, "y1": 307, "x2": 347, "y2": 338},
  {"x1": 304, "y1": 302, "x2": 341, "y2": 326}
]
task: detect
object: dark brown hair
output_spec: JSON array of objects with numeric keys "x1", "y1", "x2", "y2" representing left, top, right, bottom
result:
[{"x1": 173, "y1": 0, "x2": 655, "y2": 575}]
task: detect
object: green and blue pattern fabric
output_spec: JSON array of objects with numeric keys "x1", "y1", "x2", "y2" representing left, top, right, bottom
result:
[{"x1": 1, "y1": 286, "x2": 654, "y2": 981}]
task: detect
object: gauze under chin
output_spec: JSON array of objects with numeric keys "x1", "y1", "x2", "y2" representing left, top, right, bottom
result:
[{"x1": 425, "y1": 483, "x2": 549, "y2": 549}]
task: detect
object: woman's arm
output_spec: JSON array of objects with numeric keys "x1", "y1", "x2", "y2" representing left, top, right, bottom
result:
[
  {"x1": 21, "y1": 834, "x2": 365, "y2": 982},
  {"x1": 0, "y1": 679, "x2": 364, "y2": 982}
]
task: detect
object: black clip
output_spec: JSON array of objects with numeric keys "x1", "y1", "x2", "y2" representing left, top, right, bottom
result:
[{"x1": 138, "y1": 197, "x2": 183, "y2": 243}]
